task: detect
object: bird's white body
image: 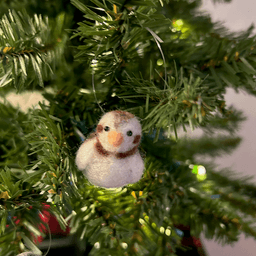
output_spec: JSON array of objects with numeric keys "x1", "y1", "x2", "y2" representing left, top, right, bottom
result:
[
  {"x1": 76, "y1": 137, "x2": 144, "y2": 188},
  {"x1": 75, "y1": 111, "x2": 144, "y2": 188}
]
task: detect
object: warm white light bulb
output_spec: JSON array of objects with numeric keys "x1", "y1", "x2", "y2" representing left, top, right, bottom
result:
[
  {"x1": 121, "y1": 242, "x2": 128, "y2": 249},
  {"x1": 198, "y1": 165, "x2": 206, "y2": 175},
  {"x1": 94, "y1": 242, "x2": 100, "y2": 249}
]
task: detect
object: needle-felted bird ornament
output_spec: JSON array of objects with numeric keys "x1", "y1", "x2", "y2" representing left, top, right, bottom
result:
[{"x1": 75, "y1": 110, "x2": 144, "y2": 188}]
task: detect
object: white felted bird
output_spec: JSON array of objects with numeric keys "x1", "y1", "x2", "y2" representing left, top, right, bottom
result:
[{"x1": 75, "y1": 110, "x2": 144, "y2": 188}]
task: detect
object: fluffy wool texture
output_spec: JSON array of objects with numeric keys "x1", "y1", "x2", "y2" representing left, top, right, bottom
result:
[{"x1": 75, "y1": 110, "x2": 144, "y2": 188}]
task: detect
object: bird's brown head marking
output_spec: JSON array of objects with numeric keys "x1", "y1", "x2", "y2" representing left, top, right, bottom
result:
[
  {"x1": 97, "y1": 124, "x2": 103, "y2": 133},
  {"x1": 133, "y1": 135, "x2": 141, "y2": 144},
  {"x1": 112, "y1": 110, "x2": 134, "y2": 129}
]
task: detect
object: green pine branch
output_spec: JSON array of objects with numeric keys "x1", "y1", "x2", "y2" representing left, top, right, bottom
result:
[
  {"x1": 0, "y1": 101, "x2": 29, "y2": 168},
  {"x1": 174, "y1": 135, "x2": 242, "y2": 160},
  {"x1": 0, "y1": 167, "x2": 48, "y2": 255},
  {"x1": 0, "y1": 10, "x2": 67, "y2": 90},
  {"x1": 207, "y1": 167, "x2": 256, "y2": 199},
  {"x1": 178, "y1": 24, "x2": 256, "y2": 96},
  {"x1": 70, "y1": 0, "x2": 171, "y2": 78},
  {"x1": 112, "y1": 72, "x2": 222, "y2": 139},
  {"x1": 200, "y1": 106, "x2": 247, "y2": 135},
  {"x1": 161, "y1": 161, "x2": 256, "y2": 246},
  {"x1": 0, "y1": 105, "x2": 77, "y2": 255}
]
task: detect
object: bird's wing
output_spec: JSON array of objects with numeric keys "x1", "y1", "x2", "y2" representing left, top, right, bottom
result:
[{"x1": 75, "y1": 138, "x2": 95, "y2": 170}]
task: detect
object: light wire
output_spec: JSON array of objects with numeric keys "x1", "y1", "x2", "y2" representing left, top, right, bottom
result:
[
  {"x1": 92, "y1": 40, "x2": 105, "y2": 114},
  {"x1": 146, "y1": 27, "x2": 168, "y2": 90}
]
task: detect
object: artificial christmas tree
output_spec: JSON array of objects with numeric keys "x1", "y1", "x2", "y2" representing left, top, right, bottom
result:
[{"x1": 1, "y1": 0, "x2": 256, "y2": 255}]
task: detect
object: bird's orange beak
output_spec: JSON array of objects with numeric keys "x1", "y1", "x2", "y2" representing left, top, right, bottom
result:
[{"x1": 108, "y1": 131, "x2": 123, "y2": 147}]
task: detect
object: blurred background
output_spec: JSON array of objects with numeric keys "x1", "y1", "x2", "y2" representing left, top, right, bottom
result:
[
  {"x1": 198, "y1": 1, "x2": 256, "y2": 255},
  {"x1": 3, "y1": 0, "x2": 256, "y2": 255}
]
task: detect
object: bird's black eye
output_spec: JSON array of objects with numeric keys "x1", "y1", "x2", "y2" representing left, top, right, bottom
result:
[
  {"x1": 104, "y1": 126, "x2": 110, "y2": 132},
  {"x1": 127, "y1": 130, "x2": 133, "y2": 136}
]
